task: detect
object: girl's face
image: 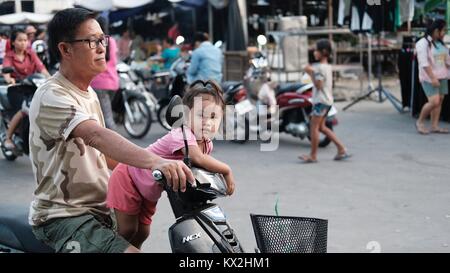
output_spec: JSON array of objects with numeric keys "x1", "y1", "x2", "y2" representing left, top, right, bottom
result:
[
  {"x1": 188, "y1": 94, "x2": 223, "y2": 140},
  {"x1": 433, "y1": 27, "x2": 447, "y2": 40},
  {"x1": 14, "y1": 33, "x2": 28, "y2": 52},
  {"x1": 313, "y1": 49, "x2": 322, "y2": 61}
]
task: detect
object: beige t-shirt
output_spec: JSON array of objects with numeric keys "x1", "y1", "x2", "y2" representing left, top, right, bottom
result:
[
  {"x1": 28, "y1": 72, "x2": 109, "y2": 226},
  {"x1": 312, "y1": 63, "x2": 333, "y2": 106}
]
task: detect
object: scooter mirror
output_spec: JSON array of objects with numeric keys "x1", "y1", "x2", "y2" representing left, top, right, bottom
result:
[{"x1": 165, "y1": 95, "x2": 185, "y2": 128}]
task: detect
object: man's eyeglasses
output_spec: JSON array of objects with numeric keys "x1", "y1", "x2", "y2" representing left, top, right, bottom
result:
[{"x1": 65, "y1": 35, "x2": 109, "y2": 49}]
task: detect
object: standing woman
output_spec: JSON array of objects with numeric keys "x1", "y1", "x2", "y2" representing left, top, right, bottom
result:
[
  {"x1": 415, "y1": 19, "x2": 450, "y2": 134},
  {"x1": 91, "y1": 16, "x2": 119, "y2": 130}
]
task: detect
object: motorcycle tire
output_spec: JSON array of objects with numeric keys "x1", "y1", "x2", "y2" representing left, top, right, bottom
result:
[
  {"x1": 123, "y1": 97, "x2": 152, "y2": 139},
  {"x1": 157, "y1": 100, "x2": 171, "y2": 131},
  {"x1": 307, "y1": 121, "x2": 333, "y2": 148}
]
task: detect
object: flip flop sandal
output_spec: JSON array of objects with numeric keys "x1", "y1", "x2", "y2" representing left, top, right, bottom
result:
[
  {"x1": 415, "y1": 122, "x2": 429, "y2": 135},
  {"x1": 430, "y1": 128, "x2": 449, "y2": 134},
  {"x1": 334, "y1": 153, "x2": 352, "y2": 161},
  {"x1": 298, "y1": 155, "x2": 318, "y2": 163}
]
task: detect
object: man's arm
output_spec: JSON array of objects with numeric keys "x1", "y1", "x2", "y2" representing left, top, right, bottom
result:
[
  {"x1": 72, "y1": 120, "x2": 195, "y2": 191},
  {"x1": 187, "y1": 51, "x2": 200, "y2": 80}
]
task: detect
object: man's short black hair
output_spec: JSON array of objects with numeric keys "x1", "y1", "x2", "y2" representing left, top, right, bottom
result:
[
  {"x1": 193, "y1": 32, "x2": 209, "y2": 44},
  {"x1": 47, "y1": 8, "x2": 97, "y2": 62}
]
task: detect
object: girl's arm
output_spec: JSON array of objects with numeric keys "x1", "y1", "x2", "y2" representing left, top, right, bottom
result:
[
  {"x1": 183, "y1": 145, "x2": 230, "y2": 174},
  {"x1": 182, "y1": 145, "x2": 235, "y2": 195}
]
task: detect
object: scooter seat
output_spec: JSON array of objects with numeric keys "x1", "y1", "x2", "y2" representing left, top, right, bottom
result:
[
  {"x1": 276, "y1": 82, "x2": 311, "y2": 96},
  {"x1": 221, "y1": 81, "x2": 242, "y2": 93},
  {"x1": 0, "y1": 212, "x2": 54, "y2": 253}
]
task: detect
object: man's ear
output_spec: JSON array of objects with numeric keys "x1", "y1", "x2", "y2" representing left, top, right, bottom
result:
[{"x1": 58, "y1": 42, "x2": 71, "y2": 58}]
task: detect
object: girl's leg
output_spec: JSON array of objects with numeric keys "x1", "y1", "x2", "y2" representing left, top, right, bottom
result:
[
  {"x1": 5, "y1": 111, "x2": 24, "y2": 148},
  {"x1": 114, "y1": 209, "x2": 139, "y2": 245},
  {"x1": 130, "y1": 223, "x2": 150, "y2": 249},
  {"x1": 417, "y1": 94, "x2": 440, "y2": 133},
  {"x1": 299, "y1": 115, "x2": 321, "y2": 161},
  {"x1": 430, "y1": 95, "x2": 448, "y2": 132},
  {"x1": 318, "y1": 116, "x2": 346, "y2": 154}
]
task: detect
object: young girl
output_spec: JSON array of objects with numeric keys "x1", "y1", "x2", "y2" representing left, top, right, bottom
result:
[
  {"x1": 299, "y1": 39, "x2": 350, "y2": 163},
  {"x1": 107, "y1": 80, "x2": 235, "y2": 249}
]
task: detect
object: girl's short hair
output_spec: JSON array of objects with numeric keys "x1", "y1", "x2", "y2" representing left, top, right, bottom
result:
[{"x1": 183, "y1": 80, "x2": 225, "y2": 110}]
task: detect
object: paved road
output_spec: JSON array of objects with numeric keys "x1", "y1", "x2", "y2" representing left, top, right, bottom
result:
[{"x1": 1, "y1": 93, "x2": 450, "y2": 253}]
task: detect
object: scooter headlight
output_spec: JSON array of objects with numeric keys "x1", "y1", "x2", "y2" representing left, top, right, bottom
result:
[{"x1": 201, "y1": 206, "x2": 226, "y2": 222}]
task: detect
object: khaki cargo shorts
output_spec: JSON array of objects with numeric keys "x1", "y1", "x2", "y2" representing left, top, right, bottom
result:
[{"x1": 32, "y1": 213, "x2": 130, "y2": 253}]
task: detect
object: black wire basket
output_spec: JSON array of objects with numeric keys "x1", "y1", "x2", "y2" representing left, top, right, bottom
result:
[{"x1": 250, "y1": 214, "x2": 328, "y2": 253}]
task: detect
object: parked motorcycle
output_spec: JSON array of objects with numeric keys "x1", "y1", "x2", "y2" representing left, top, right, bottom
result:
[
  {"x1": 112, "y1": 63, "x2": 157, "y2": 139},
  {"x1": 0, "y1": 67, "x2": 46, "y2": 161},
  {"x1": 226, "y1": 51, "x2": 338, "y2": 147}
]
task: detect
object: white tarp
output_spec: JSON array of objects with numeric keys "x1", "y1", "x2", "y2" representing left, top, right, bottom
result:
[
  {"x1": 74, "y1": 0, "x2": 154, "y2": 11},
  {"x1": 0, "y1": 12, "x2": 54, "y2": 25}
]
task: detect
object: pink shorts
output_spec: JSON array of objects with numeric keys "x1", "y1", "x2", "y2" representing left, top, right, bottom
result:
[{"x1": 107, "y1": 163, "x2": 157, "y2": 225}]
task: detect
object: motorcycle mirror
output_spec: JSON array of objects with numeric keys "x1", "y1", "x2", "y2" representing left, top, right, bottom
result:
[
  {"x1": 165, "y1": 95, "x2": 185, "y2": 128},
  {"x1": 257, "y1": 35, "x2": 267, "y2": 46},
  {"x1": 2, "y1": 67, "x2": 14, "y2": 74},
  {"x1": 165, "y1": 95, "x2": 192, "y2": 167},
  {"x1": 175, "y1": 35, "x2": 185, "y2": 45},
  {"x1": 214, "y1": 40, "x2": 223, "y2": 48}
]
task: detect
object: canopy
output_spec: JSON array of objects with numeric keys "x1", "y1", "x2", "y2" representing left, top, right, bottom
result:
[
  {"x1": 0, "y1": 12, "x2": 53, "y2": 25},
  {"x1": 74, "y1": 0, "x2": 155, "y2": 11}
]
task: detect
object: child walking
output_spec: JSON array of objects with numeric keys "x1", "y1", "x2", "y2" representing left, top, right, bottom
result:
[
  {"x1": 107, "y1": 80, "x2": 235, "y2": 249},
  {"x1": 299, "y1": 39, "x2": 350, "y2": 163}
]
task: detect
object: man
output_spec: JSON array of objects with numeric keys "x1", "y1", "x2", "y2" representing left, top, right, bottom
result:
[
  {"x1": 29, "y1": 8, "x2": 194, "y2": 253},
  {"x1": 187, "y1": 32, "x2": 223, "y2": 84},
  {"x1": 25, "y1": 25, "x2": 37, "y2": 50}
]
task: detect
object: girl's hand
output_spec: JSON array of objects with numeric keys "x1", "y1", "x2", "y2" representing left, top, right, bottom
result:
[
  {"x1": 431, "y1": 78, "x2": 440, "y2": 88},
  {"x1": 224, "y1": 172, "x2": 235, "y2": 195}
]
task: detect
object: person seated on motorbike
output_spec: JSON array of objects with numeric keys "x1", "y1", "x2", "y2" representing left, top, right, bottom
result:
[
  {"x1": 106, "y1": 80, "x2": 235, "y2": 249},
  {"x1": 2, "y1": 29, "x2": 50, "y2": 150},
  {"x1": 158, "y1": 37, "x2": 180, "y2": 70},
  {"x1": 186, "y1": 32, "x2": 223, "y2": 84}
]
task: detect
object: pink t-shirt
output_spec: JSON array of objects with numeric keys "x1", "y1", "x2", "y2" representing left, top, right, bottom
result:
[
  {"x1": 128, "y1": 127, "x2": 213, "y2": 202},
  {"x1": 90, "y1": 37, "x2": 119, "y2": 91}
]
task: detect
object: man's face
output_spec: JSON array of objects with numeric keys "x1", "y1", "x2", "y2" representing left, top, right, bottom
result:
[{"x1": 64, "y1": 19, "x2": 107, "y2": 77}]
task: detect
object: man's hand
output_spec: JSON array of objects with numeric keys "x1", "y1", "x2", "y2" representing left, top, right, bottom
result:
[{"x1": 152, "y1": 158, "x2": 195, "y2": 192}]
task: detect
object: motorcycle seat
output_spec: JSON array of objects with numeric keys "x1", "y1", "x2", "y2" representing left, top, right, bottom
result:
[
  {"x1": 221, "y1": 81, "x2": 242, "y2": 93},
  {"x1": 0, "y1": 212, "x2": 54, "y2": 253},
  {"x1": 276, "y1": 82, "x2": 312, "y2": 96}
]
